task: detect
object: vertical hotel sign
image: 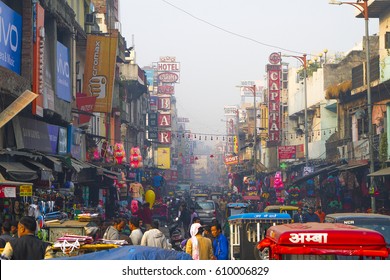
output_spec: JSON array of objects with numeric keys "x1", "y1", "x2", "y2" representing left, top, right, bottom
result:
[
  {"x1": 267, "y1": 52, "x2": 281, "y2": 143},
  {"x1": 83, "y1": 34, "x2": 118, "y2": 113}
]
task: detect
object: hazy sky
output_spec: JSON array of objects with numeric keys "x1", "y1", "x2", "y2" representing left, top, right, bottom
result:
[{"x1": 119, "y1": 0, "x2": 378, "y2": 135}]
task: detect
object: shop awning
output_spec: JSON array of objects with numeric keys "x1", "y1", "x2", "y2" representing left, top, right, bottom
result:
[
  {"x1": 102, "y1": 169, "x2": 121, "y2": 181},
  {"x1": 337, "y1": 162, "x2": 368, "y2": 171},
  {"x1": 0, "y1": 162, "x2": 38, "y2": 182},
  {"x1": 24, "y1": 160, "x2": 53, "y2": 181},
  {"x1": 368, "y1": 167, "x2": 390, "y2": 177},
  {"x1": 42, "y1": 155, "x2": 63, "y2": 172},
  {"x1": 291, "y1": 165, "x2": 337, "y2": 185},
  {"x1": 0, "y1": 173, "x2": 33, "y2": 186}
]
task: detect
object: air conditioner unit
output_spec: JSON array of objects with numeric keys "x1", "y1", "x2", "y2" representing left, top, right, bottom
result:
[{"x1": 85, "y1": 13, "x2": 96, "y2": 25}]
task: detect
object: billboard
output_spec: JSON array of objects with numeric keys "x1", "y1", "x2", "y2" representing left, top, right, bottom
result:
[
  {"x1": 56, "y1": 41, "x2": 71, "y2": 102},
  {"x1": 83, "y1": 34, "x2": 118, "y2": 113},
  {"x1": 0, "y1": 1, "x2": 22, "y2": 74}
]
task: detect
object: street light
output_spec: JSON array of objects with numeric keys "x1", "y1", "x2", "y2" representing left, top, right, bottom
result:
[
  {"x1": 237, "y1": 85, "x2": 257, "y2": 178},
  {"x1": 282, "y1": 54, "x2": 309, "y2": 167},
  {"x1": 329, "y1": 0, "x2": 375, "y2": 212}
]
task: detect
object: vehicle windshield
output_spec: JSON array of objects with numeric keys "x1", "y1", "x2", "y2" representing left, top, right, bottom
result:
[
  {"x1": 353, "y1": 222, "x2": 390, "y2": 244},
  {"x1": 229, "y1": 208, "x2": 246, "y2": 216},
  {"x1": 195, "y1": 201, "x2": 214, "y2": 210}
]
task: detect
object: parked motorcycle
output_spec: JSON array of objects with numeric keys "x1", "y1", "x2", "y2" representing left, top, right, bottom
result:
[{"x1": 169, "y1": 219, "x2": 184, "y2": 251}]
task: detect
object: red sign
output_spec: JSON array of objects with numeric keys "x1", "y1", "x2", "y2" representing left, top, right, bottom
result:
[
  {"x1": 158, "y1": 131, "x2": 171, "y2": 144},
  {"x1": 158, "y1": 113, "x2": 171, "y2": 127},
  {"x1": 157, "y1": 85, "x2": 175, "y2": 95},
  {"x1": 158, "y1": 72, "x2": 179, "y2": 83},
  {"x1": 269, "y1": 52, "x2": 281, "y2": 65},
  {"x1": 267, "y1": 64, "x2": 281, "y2": 143},
  {"x1": 76, "y1": 93, "x2": 97, "y2": 124},
  {"x1": 225, "y1": 155, "x2": 238, "y2": 165},
  {"x1": 0, "y1": 186, "x2": 16, "y2": 198},
  {"x1": 296, "y1": 144, "x2": 304, "y2": 159},
  {"x1": 158, "y1": 97, "x2": 171, "y2": 110},
  {"x1": 278, "y1": 146, "x2": 296, "y2": 160}
]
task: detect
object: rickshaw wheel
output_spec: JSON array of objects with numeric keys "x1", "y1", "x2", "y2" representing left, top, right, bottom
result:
[{"x1": 254, "y1": 246, "x2": 269, "y2": 260}]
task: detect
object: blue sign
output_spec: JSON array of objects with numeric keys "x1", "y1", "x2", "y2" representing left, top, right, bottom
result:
[
  {"x1": 56, "y1": 41, "x2": 71, "y2": 102},
  {"x1": 0, "y1": 2, "x2": 22, "y2": 74},
  {"x1": 144, "y1": 69, "x2": 154, "y2": 86},
  {"x1": 47, "y1": 124, "x2": 59, "y2": 153}
]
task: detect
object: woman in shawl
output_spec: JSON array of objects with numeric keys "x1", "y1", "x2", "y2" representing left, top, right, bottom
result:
[{"x1": 185, "y1": 223, "x2": 215, "y2": 260}]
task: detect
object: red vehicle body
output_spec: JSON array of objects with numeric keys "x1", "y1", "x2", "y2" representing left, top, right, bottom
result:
[{"x1": 257, "y1": 223, "x2": 389, "y2": 260}]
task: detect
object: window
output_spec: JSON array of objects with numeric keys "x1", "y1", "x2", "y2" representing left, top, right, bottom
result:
[{"x1": 385, "y1": 32, "x2": 390, "y2": 49}]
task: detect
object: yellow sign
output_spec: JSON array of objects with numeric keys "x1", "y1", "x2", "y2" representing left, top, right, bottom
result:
[
  {"x1": 157, "y1": 147, "x2": 171, "y2": 169},
  {"x1": 83, "y1": 34, "x2": 118, "y2": 113},
  {"x1": 20, "y1": 185, "x2": 33, "y2": 196}
]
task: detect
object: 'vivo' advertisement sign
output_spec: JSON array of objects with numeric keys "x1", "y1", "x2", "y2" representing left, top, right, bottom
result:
[
  {"x1": 0, "y1": 1, "x2": 22, "y2": 74},
  {"x1": 56, "y1": 41, "x2": 71, "y2": 102}
]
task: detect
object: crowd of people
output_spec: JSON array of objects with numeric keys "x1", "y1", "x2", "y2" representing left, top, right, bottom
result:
[{"x1": 292, "y1": 206, "x2": 324, "y2": 223}]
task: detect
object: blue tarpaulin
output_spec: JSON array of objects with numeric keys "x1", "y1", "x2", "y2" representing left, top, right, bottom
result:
[{"x1": 54, "y1": 246, "x2": 192, "y2": 260}]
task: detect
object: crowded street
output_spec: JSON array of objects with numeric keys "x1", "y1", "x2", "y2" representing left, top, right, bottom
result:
[{"x1": 1, "y1": 0, "x2": 390, "y2": 271}]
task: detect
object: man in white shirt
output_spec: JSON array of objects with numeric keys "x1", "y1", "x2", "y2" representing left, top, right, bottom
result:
[{"x1": 129, "y1": 216, "x2": 143, "y2": 245}]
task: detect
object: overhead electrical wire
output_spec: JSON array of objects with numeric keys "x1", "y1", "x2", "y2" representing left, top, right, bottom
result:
[{"x1": 162, "y1": 0, "x2": 306, "y2": 56}]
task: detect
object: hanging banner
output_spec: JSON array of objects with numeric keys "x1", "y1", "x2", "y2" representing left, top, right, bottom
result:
[
  {"x1": 76, "y1": 93, "x2": 97, "y2": 124},
  {"x1": 83, "y1": 34, "x2": 118, "y2": 113}
]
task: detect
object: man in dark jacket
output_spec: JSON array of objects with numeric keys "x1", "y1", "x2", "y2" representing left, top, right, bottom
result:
[
  {"x1": 1, "y1": 216, "x2": 53, "y2": 260},
  {"x1": 304, "y1": 207, "x2": 320, "y2": 223},
  {"x1": 178, "y1": 203, "x2": 191, "y2": 238}
]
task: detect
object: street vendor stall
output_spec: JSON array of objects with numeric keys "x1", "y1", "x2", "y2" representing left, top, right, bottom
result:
[{"x1": 45, "y1": 220, "x2": 99, "y2": 242}]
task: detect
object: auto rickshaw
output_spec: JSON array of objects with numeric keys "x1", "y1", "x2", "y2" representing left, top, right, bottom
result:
[
  {"x1": 226, "y1": 202, "x2": 249, "y2": 218},
  {"x1": 193, "y1": 193, "x2": 208, "y2": 202},
  {"x1": 256, "y1": 223, "x2": 390, "y2": 260},
  {"x1": 264, "y1": 205, "x2": 299, "y2": 222},
  {"x1": 228, "y1": 212, "x2": 291, "y2": 260},
  {"x1": 210, "y1": 192, "x2": 222, "y2": 201}
]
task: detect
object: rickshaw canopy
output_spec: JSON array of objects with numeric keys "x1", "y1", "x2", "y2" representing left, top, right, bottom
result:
[
  {"x1": 228, "y1": 212, "x2": 291, "y2": 224},
  {"x1": 257, "y1": 223, "x2": 389, "y2": 258}
]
